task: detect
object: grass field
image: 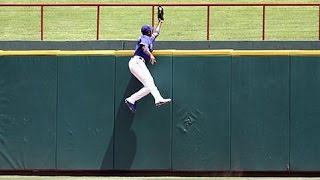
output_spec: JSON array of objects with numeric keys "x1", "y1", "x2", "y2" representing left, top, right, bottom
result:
[{"x1": 0, "y1": 0, "x2": 319, "y2": 41}]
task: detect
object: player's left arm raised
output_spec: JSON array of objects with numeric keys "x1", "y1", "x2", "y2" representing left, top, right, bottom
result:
[
  {"x1": 152, "y1": 20, "x2": 163, "y2": 37},
  {"x1": 152, "y1": 6, "x2": 164, "y2": 38}
]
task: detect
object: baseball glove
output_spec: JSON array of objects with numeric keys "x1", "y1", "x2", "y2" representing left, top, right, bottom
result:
[{"x1": 157, "y1": 6, "x2": 164, "y2": 21}]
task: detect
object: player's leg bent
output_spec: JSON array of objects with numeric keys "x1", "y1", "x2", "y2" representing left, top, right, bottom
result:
[
  {"x1": 126, "y1": 87, "x2": 150, "y2": 104},
  {"x1": 135, "y1": 59, "x2": 171, "y2": 105},
  {"x1": 135, "y1": 59, "x2": 165, "y2": 103},
  {"x1": 127, "y1": 56, "x2": 171, "y2": 107},
  {"x1": 139, "y1": 66, "x2": 171, "y2": 106}
]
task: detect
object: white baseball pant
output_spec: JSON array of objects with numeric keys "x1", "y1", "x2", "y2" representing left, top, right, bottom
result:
[{"x1": 126, "y1": 56, "x2": 164, "y2": 104}]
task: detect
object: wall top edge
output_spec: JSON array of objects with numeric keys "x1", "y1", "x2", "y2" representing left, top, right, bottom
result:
[{"x1": 1, "y1": 50, "x2": 320, "y2": 56}]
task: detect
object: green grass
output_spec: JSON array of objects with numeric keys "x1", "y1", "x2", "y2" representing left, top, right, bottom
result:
[{"x1": 0, "y1": 0, "x2": 319, "y2": 40}]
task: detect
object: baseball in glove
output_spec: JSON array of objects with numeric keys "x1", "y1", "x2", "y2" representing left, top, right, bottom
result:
[{"x1": 157, "y1": 6, "x2": 164, "y2": 21}]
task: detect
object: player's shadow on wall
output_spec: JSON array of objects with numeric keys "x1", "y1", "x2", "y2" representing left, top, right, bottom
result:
[{"x1": 101, "y1": 75, "x2": 141, "y2": 170}]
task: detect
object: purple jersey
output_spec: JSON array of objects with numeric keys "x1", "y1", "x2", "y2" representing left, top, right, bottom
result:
[{"x1": 134, "y1": 34, "x2": 156, "y2": 63}]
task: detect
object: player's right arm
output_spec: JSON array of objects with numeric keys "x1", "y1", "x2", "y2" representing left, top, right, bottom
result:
[{"x1": 141, "y1": 44, "x2": 156, "y2": 65}]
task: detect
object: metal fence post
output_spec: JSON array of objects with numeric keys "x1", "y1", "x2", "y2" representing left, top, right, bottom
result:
[
  {"x1": 207, "y1": 5, "x2": 210, "y2": 40},
  {"x1": 96, "y1": 5, "x2": 100, "y2": 40},
  {"x1": 41, "y1": 5, "x2": 44, "y2": 41},
  {"x1": 262, "y1": 5, "x2": 266, "y2": 41},
  {"x1": 152, "y1": 5, "x2": 155, "y2": 27}
]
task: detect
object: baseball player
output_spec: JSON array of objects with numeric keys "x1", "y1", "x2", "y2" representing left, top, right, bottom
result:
[{"x1": 125, "y1": 6, "x2": 171, "y2": 113}]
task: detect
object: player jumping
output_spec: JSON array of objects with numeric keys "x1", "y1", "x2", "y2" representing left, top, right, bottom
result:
[{"x1": 125, "y1": 6, "x2": 171, "y2": 113}]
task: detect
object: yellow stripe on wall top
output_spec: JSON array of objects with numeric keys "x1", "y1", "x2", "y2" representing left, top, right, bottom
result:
[
  {"x1": 1, "y1": 50, "x2": 320, "y2": 56},
  {"x1": 232, "y1": 50, "x2": 290, "y2": 56},
  {"x1": 56, "y1": 50, "x2": 115, "y2": 56}
]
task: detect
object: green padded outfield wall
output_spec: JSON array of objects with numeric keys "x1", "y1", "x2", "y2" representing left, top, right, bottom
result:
[
  {"x1": 1, "y1": 50, "x2": 320, "y2": 172},
  {"x1": 290, "y1": 56, "x2": 320, "y2": 171},
  {"x1": 231, "y1": 56, "x2": 289, "y2": 171},
  {"x1": 56, "y1": 56, "x2": 115, "y2": 170},
  {"x1": 114, "y1": 55, "x2": 172, "y2": 170},
  {"x1": 172, "y1": 56, "x2": 231, "y2": 171},
  {"x1": 0, "y1": 56, "x2": 57, "y2": 170}
]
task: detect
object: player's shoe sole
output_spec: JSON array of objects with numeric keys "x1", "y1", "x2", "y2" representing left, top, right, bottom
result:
[
  {"x1": 155, "y1": 99, "x2": 171, "y2": 107},
  {"x1": 125, "y1": 99, "x2": 136, "y2": 113}
]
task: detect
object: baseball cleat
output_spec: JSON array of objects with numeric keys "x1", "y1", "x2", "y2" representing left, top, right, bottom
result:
[
  {"x1": 125, "y1": 99, "x2": 136, "y2": 113},
  {"x1": 155, "y1": 98, "x2": 171, "y2": 107}
]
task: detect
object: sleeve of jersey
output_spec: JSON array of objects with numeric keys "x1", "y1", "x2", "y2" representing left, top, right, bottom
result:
[
  {"x1": 150, "y1": 35, "x2": 156, "y2": 42},
  {"x1": 151, "y1": 29, "x2": 159, "y2": 42},
  {"x1": 139, "y1": 36, "x2": 149, "y2": 47}
]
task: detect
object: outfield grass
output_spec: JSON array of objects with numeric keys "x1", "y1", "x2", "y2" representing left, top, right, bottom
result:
[{"x1": 0, "y1": 0, "x2": 319, "y2": 41}]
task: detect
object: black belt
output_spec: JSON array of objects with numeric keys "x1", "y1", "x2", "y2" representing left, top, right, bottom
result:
[{"x1": 134, "y1": 56, "x2": 145, "y2": 62}]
